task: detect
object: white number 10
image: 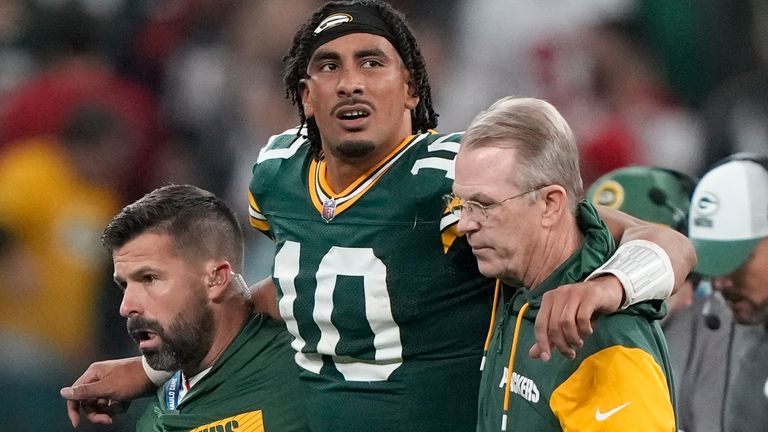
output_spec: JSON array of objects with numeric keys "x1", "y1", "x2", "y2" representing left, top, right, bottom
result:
[{"x1": 274, "y1": 241, "x2": 403, "y2": 381}]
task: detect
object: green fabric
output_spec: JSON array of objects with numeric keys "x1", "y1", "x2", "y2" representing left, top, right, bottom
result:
[
  {"x1": 692, "y1": 236, "x2": 762, "y2": 277},
  {"x1": 477, "y1": 201, "x2": 674, "y2": 431},
  {"x1": 587, "y1": 166, "x2": 693, "y2": 234},
  {"x1": 136, "y1": 315, "x2": 309, "y2": 432},
  {"x1": 249, "y1": 130, "x2": 493, "y2": 432}
]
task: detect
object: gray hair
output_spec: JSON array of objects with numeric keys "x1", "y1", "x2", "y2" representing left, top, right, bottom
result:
[{"x1": 460, "y1": 96, "x2": 583, "y2": 212}]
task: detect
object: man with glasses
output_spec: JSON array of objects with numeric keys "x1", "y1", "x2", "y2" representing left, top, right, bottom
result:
[{"x1": 451, "y1": 97, "x2": 676, "y2": 431}]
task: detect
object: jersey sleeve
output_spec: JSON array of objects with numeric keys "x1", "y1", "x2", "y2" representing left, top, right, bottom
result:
[
  {"x1": 248, "y1": 190, "x2": 272, "y2": 240},
  {"x1": 550, "y1": 345, "x2": 675, "y2": 431},
  {"x1": 248, "y1": 127, "x2": 309, "y2": 240},
  {"x1": 440, "y1": 202, "x2": 462, "y2": 253},
  {"x1": 426, "y1": 131, "x2": 465, "y2": 255}
]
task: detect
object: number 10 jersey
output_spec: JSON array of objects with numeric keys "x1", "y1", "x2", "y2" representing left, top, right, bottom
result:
[{"x1": 249, "y1": 129, "x2": 493, "y2": 432}]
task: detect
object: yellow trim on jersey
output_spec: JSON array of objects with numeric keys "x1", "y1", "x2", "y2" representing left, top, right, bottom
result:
[
  {"x1": 308, "y1": 134, "x2": 423, "y2": 217},
  {"x1": 441, "y1": 223, "x2": 461, "y2": 253},
  {"x1": 248, "y1": 190, "x2": 271, "y2": 234},
  {"x1": 550, "y1": 346, "x2": 675, "y2": 431},
  {"x1": 190, "y1": 410, "x2": 264, "y2": 432},
  {"x1": 440, "y1": 196, "x2": 462, "y2": 252}
]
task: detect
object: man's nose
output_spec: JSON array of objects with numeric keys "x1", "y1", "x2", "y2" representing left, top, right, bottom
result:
[
  {"x1": 119, "y1": 283, "x2": 143, "y2": 318},
  {"x1": 336, "y1": 67, "x2": 364, "y2": 96},
  {"x1": 456, "y1": 213, "x2": 479, "y2": 235}
]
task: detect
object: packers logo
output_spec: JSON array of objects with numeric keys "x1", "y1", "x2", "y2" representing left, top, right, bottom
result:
[
  {"x1": 695, "y1": 192, "x2": 719, "y2": 216},
  {"x1": 314, "y1": 13, "x2": 353, "y2": 35},
  {"x1": 591, "y1": 180, "x2": 624, "y2": 209}
]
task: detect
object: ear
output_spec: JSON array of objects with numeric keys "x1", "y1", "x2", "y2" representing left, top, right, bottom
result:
[
  {"x1": 299, "y1": 79, "x2": 314, "y2": 118},
  {"x1": 539, "y1": 185, "x2": 568, "y2": 228},
  {"x1": 207, "y1": 261, "x2": 234, "y2": 302},
  {"x1": 404, "y1": 77, "x2": 420, "y2": 111}
]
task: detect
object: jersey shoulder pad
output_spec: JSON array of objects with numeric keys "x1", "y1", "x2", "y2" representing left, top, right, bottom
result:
[
  {"x1": 404, "y1": 130, "x2": 464, "y2": 164},
  {"x1": 257, "y1": 127, "x2": 309, "y2": 162},
  {"x1": 252, "y1": 127, "x2": 310, "y2": 186}
]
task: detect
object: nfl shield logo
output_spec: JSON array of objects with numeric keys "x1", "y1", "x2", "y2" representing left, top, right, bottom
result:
[{"x1": 322, "y1": 198, "x2": 337, "y2": 222}]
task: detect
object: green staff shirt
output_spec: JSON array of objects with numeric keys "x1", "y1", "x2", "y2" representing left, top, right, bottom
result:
[
  {"x1": 136, "y1": 315, "x2": 309, "y2": 432},
  {"x1": 477, "y1": 201, "x2": 676, "y2": 432}
]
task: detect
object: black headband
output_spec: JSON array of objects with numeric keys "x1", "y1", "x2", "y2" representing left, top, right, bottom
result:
[{"x1": 308, "y1": 4, "x2": 403, "y2": 60}]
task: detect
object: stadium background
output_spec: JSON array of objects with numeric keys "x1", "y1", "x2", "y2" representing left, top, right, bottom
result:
[{"x1": 0, "y1": 0, "x2": 763, "y2": 429}]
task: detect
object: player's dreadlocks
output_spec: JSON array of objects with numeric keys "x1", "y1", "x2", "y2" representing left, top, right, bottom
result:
[{"x1": 283, "y1": 0, "x2": 439, "y2": 160}]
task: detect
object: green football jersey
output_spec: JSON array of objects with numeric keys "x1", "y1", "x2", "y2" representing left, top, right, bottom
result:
[{"x1": 249, "y1": 129, "x2": 493, "y2": 432}]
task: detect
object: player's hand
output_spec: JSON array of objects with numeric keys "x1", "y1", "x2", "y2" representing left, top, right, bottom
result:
[
  {"x1": 529, "y1": 275, "x2": 623, "y2": 361},
  {"x1": 60, "y1": 356, "x2": 153, "y2": 427}
]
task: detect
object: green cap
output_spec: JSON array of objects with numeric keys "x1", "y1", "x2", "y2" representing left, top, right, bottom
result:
[
  {"x1": 587, "y1": 166, "x2": 695, "y2": 234},
  {"x1": 688, "y1": 156, "x2": 768, "y2": 276}
]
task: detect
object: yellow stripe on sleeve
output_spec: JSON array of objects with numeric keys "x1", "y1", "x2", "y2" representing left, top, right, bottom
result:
[
  {"x1": 190, "y1": 410, "x2": 264, "y2": 432},
  {"x1": 248, "y1": 191, "x2": 272, "y2": 237},
  {"x1": 550, "y1": 346, "x2": 675, "y2": 432}
]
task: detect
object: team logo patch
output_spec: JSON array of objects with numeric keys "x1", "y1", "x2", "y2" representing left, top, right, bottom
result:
[
  {"x1": 322, "y1": 198, "x2": 337, "y2": 222},
  {"x1": 695, "y1": 192, "x2": 719, "y2": 216},
  {"x1": 591, "y1": 180, "x2": 624, "y2": 209},
  {"x1": 693, "y1": 192, "x2": 718, "y2": 228},
  {"x1": 314, "y1": 13, "x2": 353, "y2": 35}
]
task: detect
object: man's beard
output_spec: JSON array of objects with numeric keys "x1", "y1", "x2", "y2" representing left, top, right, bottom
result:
[
  {"x1": 328, "y1": 140, "x2": 376, "y2": 159},
  {"x1": 126, "y1": 300, "x2": 214, "y2": 372}
]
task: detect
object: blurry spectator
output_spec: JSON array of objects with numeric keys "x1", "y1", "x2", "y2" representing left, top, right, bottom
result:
[
  {"x1": 438, "y1": 0, "x2": 635, "y2": 132},
  {"x1": 575, "y1": 20, "x2": 703, "y2": 183},
  {"x1": 104, "y1": 0, "x2": 248, "y2": 197},
  {"x1": 699, "y1": 0, "x2": 768, "y2": 171},
  {"x1": 0, "y1": 1, "x2": 163, "y2": 201},
  {"x1": 0, "y1": 104, "x2": 129, "y2": 366},
  {"x1": 0, "y1": 0, "x2": 40, "y2": 102},
  {"x1": 440, "y1": 2, "x2": 703, "y2": 184},
  {"x1": 637, "y1": 0, "x2": 757, "y2": 108}
]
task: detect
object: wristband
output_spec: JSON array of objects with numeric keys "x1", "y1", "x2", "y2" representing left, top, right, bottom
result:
[
  {"x1": 586, "y1": 239, "x2": 674, "y2": 309},
  {"x1": 142, "y1": 355, "x2": 173, "y2": 387}
]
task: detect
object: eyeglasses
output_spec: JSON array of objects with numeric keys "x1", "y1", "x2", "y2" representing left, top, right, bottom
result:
[{"x1": 443, "y1": 185, "x2": 546, "y2": 222}]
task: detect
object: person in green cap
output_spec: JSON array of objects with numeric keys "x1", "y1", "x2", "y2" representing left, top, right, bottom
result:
[
  {"x1": 689, "y1": 153, "x2": 768, "y2": 432},
  {"x1": 587, "y1": 166, "x2": 734, "y2": 432}
]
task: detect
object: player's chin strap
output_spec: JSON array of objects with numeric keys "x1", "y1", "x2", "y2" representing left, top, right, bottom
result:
[{"x1": 585, "y1": 239, "x2": 675, "y2": 309}]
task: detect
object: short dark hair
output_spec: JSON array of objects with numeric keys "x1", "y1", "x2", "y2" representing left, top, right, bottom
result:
[
  {"x1": 283, "y1": 0, "x2": 438, "y2": 159},
  {"x1": 102, "y1": 185, "x2": 244, "y2": 271}
]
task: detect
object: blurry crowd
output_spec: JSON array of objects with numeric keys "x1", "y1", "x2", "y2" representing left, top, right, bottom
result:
[{"x1": 0, "y1": 0, "x2": 765, "y2": 430}]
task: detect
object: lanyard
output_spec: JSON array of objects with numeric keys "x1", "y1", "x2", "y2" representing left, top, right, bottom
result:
[{"x1": 165, "y1": 371, "x2": 183, "y2": 411}]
